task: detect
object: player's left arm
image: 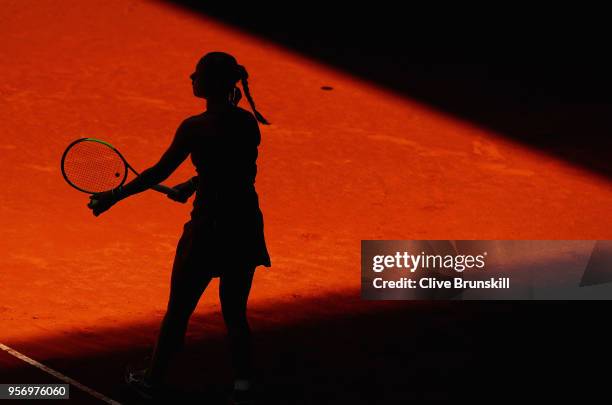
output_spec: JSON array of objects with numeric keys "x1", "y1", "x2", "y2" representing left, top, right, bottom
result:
[
  {"x1": 118, "y1": 121, "x2": 192, "y2": 199},
  {"x1": 88, "y1": 121, "x2": 192, "y2": 215}
]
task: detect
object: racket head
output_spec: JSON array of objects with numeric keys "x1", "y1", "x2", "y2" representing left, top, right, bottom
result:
[{"x1": 61, "y1": 138, "x2": 128, "y2": 194}]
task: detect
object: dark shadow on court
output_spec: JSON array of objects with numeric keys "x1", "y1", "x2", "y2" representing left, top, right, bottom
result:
[
  {"x1": 1, "y1": 292, "x2": 610, "y2": 403},
  {"x1": 165, "y1": 1, "x2": 612, "y2": 178}
]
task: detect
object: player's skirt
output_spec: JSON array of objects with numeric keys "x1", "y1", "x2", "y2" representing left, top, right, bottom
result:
[{"x1": 173, "y1": 188, "x2": 271, "y2": 278}]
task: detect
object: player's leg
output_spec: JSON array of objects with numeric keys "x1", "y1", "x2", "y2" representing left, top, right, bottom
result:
[
  {"x1": 125, "y1": 262, "x2": 211, "y2": 398},
  {"x1": 219, "y1": 265, "x2": 256, "y2": 401},
  {"x1": 146, "y1": 257, "x2": 212, "y2": 385},
  {"x1": 126, "y1": 220, "x2": 212, "y2": 397}
]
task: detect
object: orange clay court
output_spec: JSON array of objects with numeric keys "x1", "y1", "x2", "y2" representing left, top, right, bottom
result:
[{"x1": 1, "y1": 0, "x2": 611, "y2": 403}]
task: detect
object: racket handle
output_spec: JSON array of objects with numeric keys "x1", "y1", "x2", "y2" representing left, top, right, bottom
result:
[{"x1": 151, "y1": 184, "x2": 176, "y2": 195}]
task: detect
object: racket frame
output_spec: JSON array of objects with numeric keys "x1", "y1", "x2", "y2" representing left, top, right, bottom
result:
[{"x1": 61, "y1": 137, "x2": 175, "y2": 195}]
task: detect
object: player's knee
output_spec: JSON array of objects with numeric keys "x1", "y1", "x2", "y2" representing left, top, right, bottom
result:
[
  {"x1": 222, "y1": 305, "x2": 246, "y2": 323},
  {"x1": 164, "y1": 305, "x2": 192, "y2": 324},
  {"x1": 224, "y1": 314, "x2": 249, "y2": 335}
]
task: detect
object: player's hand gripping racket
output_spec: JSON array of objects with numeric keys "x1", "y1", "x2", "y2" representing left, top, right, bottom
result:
[{"x1": 61, "y1": 137, "x2": 176, "y2": 195}]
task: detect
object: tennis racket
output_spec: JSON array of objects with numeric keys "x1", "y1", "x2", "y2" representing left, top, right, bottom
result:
[{"x1": 61, "y1": 137, "x2": 176, "y2": 195}]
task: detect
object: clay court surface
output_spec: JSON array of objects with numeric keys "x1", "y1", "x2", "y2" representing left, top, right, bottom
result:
[{"x1": 1, "y1": 0, "x2": 611, "y2": 403}]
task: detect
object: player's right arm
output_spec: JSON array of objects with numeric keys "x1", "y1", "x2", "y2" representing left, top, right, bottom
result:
[{"x1": 167, "y1": 176, "x2": 199, "y2": 203}]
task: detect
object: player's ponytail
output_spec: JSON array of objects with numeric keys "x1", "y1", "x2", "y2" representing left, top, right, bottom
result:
[
  {"x1": 237, "y1": 65, "x2": 270, "y2": 125},
  {"x1": 230, "y1": 86, "x2": 243, "y2": 106}
]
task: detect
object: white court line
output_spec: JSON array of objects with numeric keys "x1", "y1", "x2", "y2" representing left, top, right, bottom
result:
[{"x1": 0, "y1": 343, "x2": 122, "y2": 405}]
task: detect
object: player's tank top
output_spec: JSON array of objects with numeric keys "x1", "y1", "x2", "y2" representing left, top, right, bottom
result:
[{"x1": 189, "y1": 106, "x2": 261, "y2": 218}]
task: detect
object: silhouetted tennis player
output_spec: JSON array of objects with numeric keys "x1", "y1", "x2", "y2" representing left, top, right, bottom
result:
[{"x1": 87, "y1": 52, "x2": 271, "y2": 403}]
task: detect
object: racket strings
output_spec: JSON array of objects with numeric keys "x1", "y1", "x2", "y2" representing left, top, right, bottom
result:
[{"x1": 62, "y1": 141, "x2": 126, "y2": 193}]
